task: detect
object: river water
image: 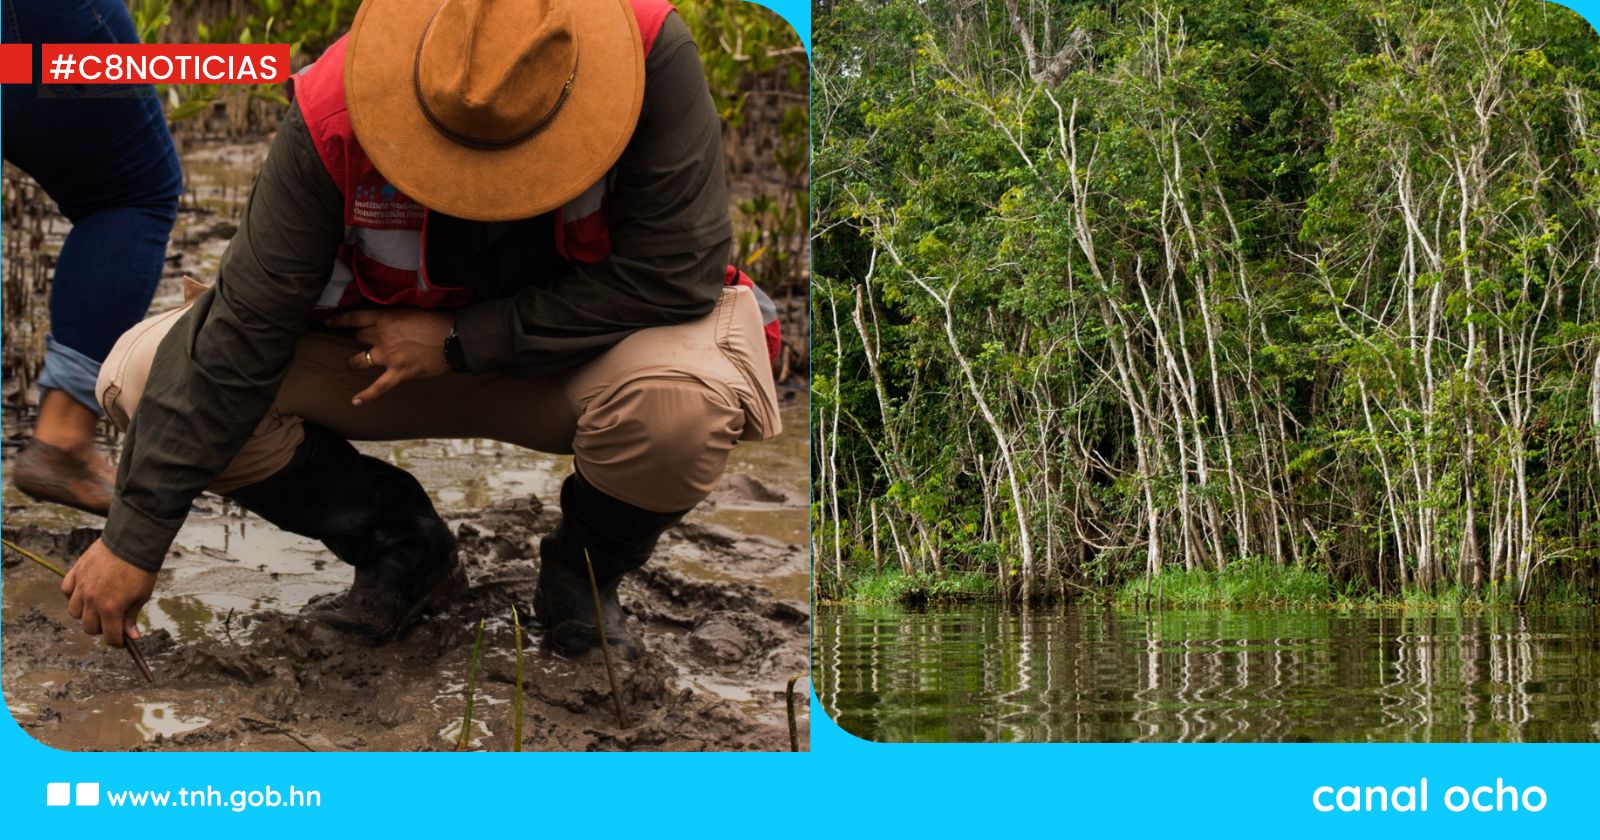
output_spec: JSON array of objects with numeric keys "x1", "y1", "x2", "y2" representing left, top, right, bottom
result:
[{"x1": 815, "y1": 604, "x2": 1600, "y2": 742}]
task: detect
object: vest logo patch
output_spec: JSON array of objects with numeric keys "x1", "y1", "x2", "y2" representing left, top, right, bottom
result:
[{"x1": 351, "y1": 181, "x2": 424, "y2": 229}]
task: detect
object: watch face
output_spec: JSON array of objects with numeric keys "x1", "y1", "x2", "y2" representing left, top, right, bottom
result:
[{"x1": 445, "y1": 331, "x2": 467, "y2": 372}]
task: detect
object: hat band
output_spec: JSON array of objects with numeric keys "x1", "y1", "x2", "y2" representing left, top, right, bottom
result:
[{"x1": 411, "y1": 5, "x2": 579, "y2": 151}]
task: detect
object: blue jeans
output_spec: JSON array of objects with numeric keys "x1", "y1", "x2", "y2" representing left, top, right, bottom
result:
[{"x1": 2, "y1": 0, "x2": 182, "y2": 413}]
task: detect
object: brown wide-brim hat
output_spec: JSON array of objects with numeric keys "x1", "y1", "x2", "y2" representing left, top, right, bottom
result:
[{"x1": 344, "y1": 0, "x2": 645, "y2": 222}]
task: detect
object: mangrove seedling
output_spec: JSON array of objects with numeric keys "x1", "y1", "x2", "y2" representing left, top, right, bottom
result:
[
  {"x1": 456, "y1": 616, "x2": 486, "y2": 751},
  {"x1": 583, "y1": 547, "x2": 630, "y2": 729},
  {"x1": 786, "y1": 674, "x2": 805, "y2": 752},
  {"x1": 511, "y1": 605, "x2": 524, "y2": 752}
]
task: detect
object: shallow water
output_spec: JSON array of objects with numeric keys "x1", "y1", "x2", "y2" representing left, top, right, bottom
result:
[{"x1": 814, "y1": 604, "x2": 1600, "y2": 743}]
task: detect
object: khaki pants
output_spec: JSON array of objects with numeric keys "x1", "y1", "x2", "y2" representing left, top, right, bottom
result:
[{"x1": 97, "y1": 286, "x2": 782, "y2": 513}]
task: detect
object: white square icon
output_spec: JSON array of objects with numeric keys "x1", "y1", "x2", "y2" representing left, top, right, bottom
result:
[
  {"x1": 46, "y1": 782, "x2": 70, "y2": 807},
  {"x1": 75, "y1": 782, "x2": 100, "y2": 807}
]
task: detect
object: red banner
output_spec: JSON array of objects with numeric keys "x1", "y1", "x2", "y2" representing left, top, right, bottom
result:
[
  {"x1": 0, "y1": 44, "x2": 32, "y2": 84},
  {"x1": 38, "y1": 44, "x2": 289, "y2": 85}
]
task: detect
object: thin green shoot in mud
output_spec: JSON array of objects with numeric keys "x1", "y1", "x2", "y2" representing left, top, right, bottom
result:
[
  {"x1": 1, "y1": 537, "x2": 154, "y2": 684},
  {"x1": 584, "y1": 547, "x2": 630, "y2": 730},
  {"x1": 2, "y1": 536, "x2": 67, "y2": 577},
  {"x1": 511, "y1": 605, "x2": 524, "y2": 752},
  {"x1": 456, "y1": 617, "x2": 485, "y2": 751},
  {"x1": 785, "y1": 674, "x2": 804, "y2": 752}
]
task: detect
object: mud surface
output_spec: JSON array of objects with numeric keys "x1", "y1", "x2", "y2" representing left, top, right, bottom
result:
[
  {"x1": 2, "y1": 400, "x2": 809, "y2": 752},
  {"x1": 1, "y1": 138, "x2": 812, "y2": 752}
]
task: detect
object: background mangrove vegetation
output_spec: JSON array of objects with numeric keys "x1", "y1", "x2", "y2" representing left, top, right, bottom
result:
[{"x1": 812, "y1": 0, "x2": 1600, "y2": 605}]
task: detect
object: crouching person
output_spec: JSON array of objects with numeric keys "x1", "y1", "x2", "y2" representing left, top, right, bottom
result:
[{"x1": 60, "y1": 0, "x2": 782, "y2": 659}]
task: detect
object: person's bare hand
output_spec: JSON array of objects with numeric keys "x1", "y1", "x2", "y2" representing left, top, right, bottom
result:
[
  {"x1": 61, "y1": 538, "x2": 156, "y2": 648},
  {"x1": 324, "y1": 308, "x2": 454, "y2": 405}
]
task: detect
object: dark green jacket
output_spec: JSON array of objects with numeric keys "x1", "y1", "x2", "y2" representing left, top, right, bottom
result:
[{"x1": 105, "y1": 14, "x2": 731, "y2": 570}]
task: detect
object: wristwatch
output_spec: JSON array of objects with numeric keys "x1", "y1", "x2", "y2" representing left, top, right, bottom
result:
[{"x1": 442, "y1": 327, "x2": 468, "y2": 373}]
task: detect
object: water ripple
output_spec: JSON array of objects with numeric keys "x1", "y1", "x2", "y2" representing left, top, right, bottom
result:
[{"x1": 815, "y1": 604, "x2": 1600, "y2": 743}]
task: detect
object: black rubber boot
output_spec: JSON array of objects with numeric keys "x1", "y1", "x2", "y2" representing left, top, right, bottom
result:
[
  {"x1": 533, "y1": 471, "x2": 684, "y2": 660},
  {"x1": 225, "y1": 423, "x2": 458, "y2": 645}
]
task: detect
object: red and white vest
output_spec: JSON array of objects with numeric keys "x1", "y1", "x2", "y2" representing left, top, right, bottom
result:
[{"x1": 289, "y1": 0, "x2": 781, "y2": 362}]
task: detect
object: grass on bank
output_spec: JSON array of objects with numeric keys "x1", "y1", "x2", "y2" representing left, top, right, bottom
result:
[
  {"x1": 1113, "y1": 560, "x2": 1339, "y2": 608},
  {"x1": 1113, "y1": 561, "x2": 1595, "y2": 609},
  {"x1": 832, "y1": 561, "x2": 1594, "y2": 608},
  {"x1": 846, "y1": 571, "x2": 998, "y2": 605}
]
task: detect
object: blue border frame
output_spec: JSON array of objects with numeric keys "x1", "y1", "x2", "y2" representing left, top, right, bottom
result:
[{"x1": 3, "y1": 2, "x2": 1598, "y2": 836}]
